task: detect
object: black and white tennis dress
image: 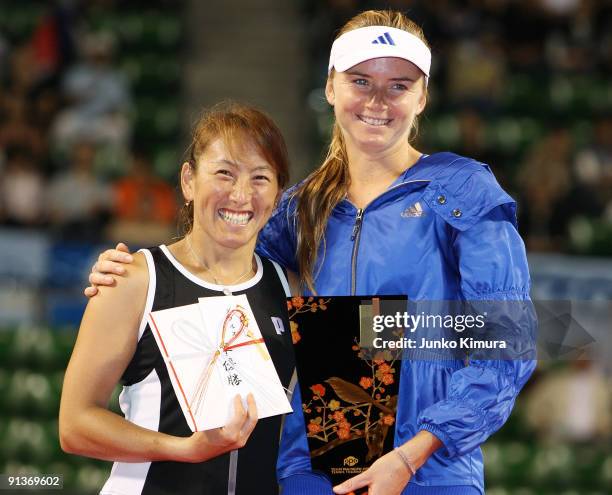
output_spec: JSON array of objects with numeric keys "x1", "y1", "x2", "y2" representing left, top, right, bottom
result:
[{"x1": 100, "y1": 245, "x2": 295, "y2": 495}]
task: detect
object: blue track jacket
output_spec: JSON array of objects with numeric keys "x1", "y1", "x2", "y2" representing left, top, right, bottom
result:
[{"x1": 256, "y1": 152, "x2": 537, "y2": 494}]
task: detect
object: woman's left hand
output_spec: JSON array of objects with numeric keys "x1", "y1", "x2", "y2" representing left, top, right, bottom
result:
[
  {"x1": 332, "y1": 449, "x2": 411, "y2": 495},
  {"x1": 333, "y1": 431, "x2": 442, "y2": 495}
]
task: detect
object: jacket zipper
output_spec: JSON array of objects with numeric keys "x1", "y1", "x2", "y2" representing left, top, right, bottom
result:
[
  {"x1": 346, "y1": 179, "x2": 429, "y2": 296},
  {"x1": 350, "y1": 208, "x2": 364, "y2": 295}
]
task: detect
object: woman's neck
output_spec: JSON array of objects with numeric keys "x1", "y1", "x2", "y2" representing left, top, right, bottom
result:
[
  {"x1": 171, "y1": 233, "x2": 256, "y2": 286},
  {"x1": 346, "y1": 143, "x2": 422, "y2": 209}
]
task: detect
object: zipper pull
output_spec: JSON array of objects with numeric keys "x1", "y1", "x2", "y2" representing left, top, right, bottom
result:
[{"x1": 351, "y1": 208, "x2": 364, "y2": 241}]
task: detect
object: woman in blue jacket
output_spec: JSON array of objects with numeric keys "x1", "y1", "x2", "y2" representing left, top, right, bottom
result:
[{"x1": 87, "y1": 9, "x2": 536, "y2": 495}]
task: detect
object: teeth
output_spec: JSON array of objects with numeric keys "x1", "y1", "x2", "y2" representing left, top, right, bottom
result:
[
  {"x1": 218, "y1": 209, "x2": 252, "y2": 225},
  {"x1": 359, "y1": 115, "x2": 391, "y2": 126}
]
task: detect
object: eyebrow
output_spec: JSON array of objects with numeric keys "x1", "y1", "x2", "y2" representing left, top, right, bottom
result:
[
  {"x1": 211, "y1": 159, "x2": 273, "y2": 172},
  {"x1": 211, "y1": 159, "x2": 241, "y2": 167},
  {"x1": 251, "y1": 165, "x2": 274, "y2": 172},
  {"x1": 346, "y1": 70, "x2": 416, "y2": 82}
]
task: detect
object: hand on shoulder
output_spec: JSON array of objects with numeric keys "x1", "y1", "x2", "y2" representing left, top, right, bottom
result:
[{"x1": 84, "y1": 242, "x2": 134, "y2": 297}]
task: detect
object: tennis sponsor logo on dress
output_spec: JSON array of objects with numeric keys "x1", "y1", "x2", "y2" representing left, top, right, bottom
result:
[
  {"x1": 401, "y1": 202, "x2": 425, "y2": 218},
  {"x1": 371, "y1": 32, "x2": 396, "y2": 45},
  {"x1": 271, "y1": 316, "x2": 285, "y2": 335}
]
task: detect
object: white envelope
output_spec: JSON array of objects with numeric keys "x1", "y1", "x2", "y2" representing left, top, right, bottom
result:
[{"x1": 147, "y1": 294, "x2": 292, "y2": 431}]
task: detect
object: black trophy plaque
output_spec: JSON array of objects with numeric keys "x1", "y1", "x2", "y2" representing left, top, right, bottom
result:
[{"x1": 288, "y1": 296, "x2": 406, "y2": 487}]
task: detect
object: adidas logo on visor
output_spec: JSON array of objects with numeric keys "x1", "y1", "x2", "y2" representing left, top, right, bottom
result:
[{"x1": 371, "y1": 32, "x2": 396, "y2": 45}]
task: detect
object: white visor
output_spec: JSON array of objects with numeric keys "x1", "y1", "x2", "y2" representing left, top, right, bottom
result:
[{"x1": 328, "y1": 26, "x2": 431, "y2": 78}]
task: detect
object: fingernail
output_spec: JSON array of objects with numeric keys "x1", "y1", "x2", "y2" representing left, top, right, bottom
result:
[
  {"x1": 124, "y1": 255, "x2": 133, "y2": 262},
  {"x1": 116, "y1": 267, "x2": 125, "y2": 274},
  {"x1": 105, "y1": 277, "x2": 113, "y2": 284}
]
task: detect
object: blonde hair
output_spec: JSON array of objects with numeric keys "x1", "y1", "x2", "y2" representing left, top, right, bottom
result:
[{"x1": 294, "y1": 10, "x2": 430, "y2": 293}]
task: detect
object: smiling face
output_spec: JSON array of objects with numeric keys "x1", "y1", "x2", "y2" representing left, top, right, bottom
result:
[
  {"x1": 181, "y1": 137, "x2": 279, "y2": 253},
  {"x1": 325, "y1": 57, "x2": 427, "y2": 156}
]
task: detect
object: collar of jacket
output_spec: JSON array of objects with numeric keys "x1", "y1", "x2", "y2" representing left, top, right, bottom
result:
[{"x1": 333, "y1": 152, "x2": 517, "y2": 231}]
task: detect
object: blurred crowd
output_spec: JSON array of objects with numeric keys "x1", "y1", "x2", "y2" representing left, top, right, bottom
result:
[
  {"x1": 0, "y1": 2, "x2": 179, "y2": 246},
  {"x1": 1, "y1": 0, "x2": 611, "y2": 253},
  {"x1": 525, "y1": 359, "x2": 611, "y2": 446},
  {"x1": 303, "y1": 0, "x2": 612, "y2": 255}
]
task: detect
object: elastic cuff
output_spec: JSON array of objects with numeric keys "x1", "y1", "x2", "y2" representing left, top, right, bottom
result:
[
  {"x1": 407, "y1": 483, "x2": 481, "y2": 495},
  {"x1": 280, "y1": 473, "x2": 333, "y2": 495},
  {"x1": 418, "y1": 424, "x2": 456, "y2": 458}
]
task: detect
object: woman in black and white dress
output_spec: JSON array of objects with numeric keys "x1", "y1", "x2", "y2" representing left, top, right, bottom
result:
[{"x1": 59, "y1": 102, "x2": 296, "y2": 495}]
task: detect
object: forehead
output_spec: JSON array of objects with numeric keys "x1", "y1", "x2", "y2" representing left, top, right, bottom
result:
[
  {"x1": 200, "y1": 137, "x2": 273, "y2": 170},
  {"x1": 343, "y1": 57, "x2": 422, "y2": 78}
]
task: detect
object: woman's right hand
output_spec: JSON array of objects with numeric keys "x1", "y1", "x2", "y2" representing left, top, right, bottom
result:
[
  {"x1": 84, "y1": 242, "x2": 134, "y2": 297},
  {"x1": 179, "y1": 394, "x2": 259, "y2": 463}
]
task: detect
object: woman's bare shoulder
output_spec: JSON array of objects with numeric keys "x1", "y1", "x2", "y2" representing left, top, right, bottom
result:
[{"x1": 95, "y1": 251, "x2": 149, "y2": 299}]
